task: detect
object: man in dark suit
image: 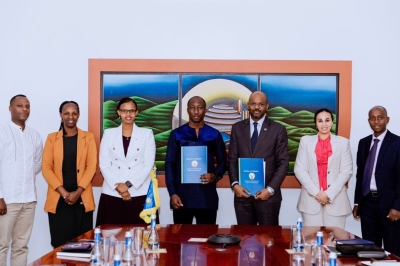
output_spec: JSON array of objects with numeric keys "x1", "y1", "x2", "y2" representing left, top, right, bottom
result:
[
  {"x1": 228, "y1": 91, "x2": 289, "y2": 225},
  {"x1": 353, "y1": 106, "x2": 400, "y2": 256}
]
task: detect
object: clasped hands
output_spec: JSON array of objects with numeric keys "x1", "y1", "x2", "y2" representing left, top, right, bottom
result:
[
  {"x1": 233, "y1": 185, "x2": 271, "y2": 201},
  {"x1": 315, "y1": 190, "x2": 329, "y2": 205},
  {"x1": 115, "y1": 182, "x2": 131, "y2": 201},
  {"x1": 57, "y1": 186, "x2": 84, "y2": 206}
]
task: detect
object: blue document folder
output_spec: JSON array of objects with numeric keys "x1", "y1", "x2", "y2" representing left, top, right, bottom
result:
[
  {"x1": 181, "y1": 146, "x2": 207, "y2": 184},
  {"x1": 238, "y1": 158, "x2": 265, "y2": 195}
]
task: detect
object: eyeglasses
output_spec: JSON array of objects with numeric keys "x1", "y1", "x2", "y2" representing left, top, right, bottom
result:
[
  {"x1": 119, "y1": 109, "x2": 137, "y2": 114},
  {"x1": 248, "y1": 102, "x2": 266, "y2": 108}
]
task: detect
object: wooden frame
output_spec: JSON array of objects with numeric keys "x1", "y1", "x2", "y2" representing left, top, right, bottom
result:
[{"x1": 89, "y1": 59, "x2": 352, "y2": 188}]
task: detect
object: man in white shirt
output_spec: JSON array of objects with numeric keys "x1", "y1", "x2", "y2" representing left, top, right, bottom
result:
[{"x1": 0, "y1": 94, "x2": 43, "y2": 266}]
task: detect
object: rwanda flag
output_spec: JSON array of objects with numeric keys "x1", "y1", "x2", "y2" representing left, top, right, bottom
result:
[{"x1": 139, "y1": 165, "x2": 161, "y2": 223}]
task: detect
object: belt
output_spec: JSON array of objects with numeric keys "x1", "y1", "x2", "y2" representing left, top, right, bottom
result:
[{"x1": 369, "y1": 191, "x2": 378, "y2": 197}]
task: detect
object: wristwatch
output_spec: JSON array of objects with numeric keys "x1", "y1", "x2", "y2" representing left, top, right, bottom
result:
[
  {"x1": 266, "y1": 186, "x2": 274, "y2": 196},
  {"x1": 125, "y1": 181, "x2": 133, "y2": 188}
]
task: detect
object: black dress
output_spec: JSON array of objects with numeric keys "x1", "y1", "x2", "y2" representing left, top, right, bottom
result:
[{"x1": 48, "y1": 134, "x2": 93, "y2": 248}]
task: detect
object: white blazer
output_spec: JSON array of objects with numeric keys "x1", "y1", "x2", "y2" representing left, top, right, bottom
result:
[
  {"x1": 99, "y1": 124, "x2": 156, "y2": 198},
  {"x1": 294, "y1": 134, "x2": 353, "y2": 216}
]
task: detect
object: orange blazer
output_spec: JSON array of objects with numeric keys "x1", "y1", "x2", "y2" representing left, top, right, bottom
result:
[{"x1": 42, "y1": 128, "x2": 97, "y2": 213}]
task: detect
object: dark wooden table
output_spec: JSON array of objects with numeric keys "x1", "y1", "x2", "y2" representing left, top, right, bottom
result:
[{"x1": 28, "y1": 224, "x2": 400, "y2": 266}]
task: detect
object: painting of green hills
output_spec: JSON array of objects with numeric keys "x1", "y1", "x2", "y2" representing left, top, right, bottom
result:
[{"x1": 103, "y1": 97, "x2": 335, "y2": 173}]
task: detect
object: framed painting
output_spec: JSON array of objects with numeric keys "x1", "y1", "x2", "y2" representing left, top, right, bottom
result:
[{"x1": 89, "y1": 59, "x2": 352, "y2": 188}]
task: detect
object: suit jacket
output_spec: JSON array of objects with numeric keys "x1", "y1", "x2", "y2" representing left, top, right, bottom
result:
[
  {"x1": 99, "y1": 124, "x2": 156, "y2": 198},
  {"x1": 354, "y1": 130, "x2": 400, "y2": 215},
  {"x1": 294, "y1": 134, "x2": 353, "y2": 216},
  {"x1": 42, "y1": 128, "x2": 97, "y2": 214},
  {"x1": 228, "y1": 117, "x2": 289, "y2": 202}
]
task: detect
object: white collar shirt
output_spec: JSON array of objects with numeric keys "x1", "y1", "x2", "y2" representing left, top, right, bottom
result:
[
  {"x1": 249, "y1": 115, "x2": 266, "y2": 137},
  {"x1": 0, "y1": 121, "x2": 43, "y2": 203},
  {"x1": 369, "y1": 130, "x2": 387, "y2": 191}
]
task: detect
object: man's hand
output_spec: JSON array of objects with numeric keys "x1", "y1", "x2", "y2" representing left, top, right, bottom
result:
[
  {"x1": 254, "y1": 188, "x2": 271, "y2": 201},
  {"x1": 0, "y1": 198, "x2": 7, "y2": 215},
  {"x1": 315, "y1": 191, "x2": 329, "y2": 205},
  {"x1": 115, "y1": 182, "x2": 129, "y2": 194},
  {"x1": 121, "y1": 191, "x2": 132, "y2": 201},
  {"x1": 170, "y1": 194, "x2": 183, "y2": 209},
  {"x1": 200, "y1": 173, "x2": 215, "y2": 185},
  {"x1": 233, "y1": 184, "x2": 251, "y2": 198},
  {"x1": 352, "y1": 205, "x2": 360, "y2": 220},
  {"x1": 387, "y1": 209, "x2": 400, "y2": 222}
]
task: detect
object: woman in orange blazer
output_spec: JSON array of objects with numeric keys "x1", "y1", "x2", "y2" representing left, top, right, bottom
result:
[{"x1": 42, "y1": 101, "x2": 97, "y2": 248}]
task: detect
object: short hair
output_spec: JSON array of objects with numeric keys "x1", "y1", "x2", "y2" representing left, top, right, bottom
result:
[
  {"x1": 116, "y1": 97, "x2": 138, "y2": 113},
  {"x1": 368, "y1": 105, "x2": 388, "y2": 117},
  {"x1": 249, "y1": 91, "x2": 268, "y2": 104},
  {"x1": 10, "y1": 94, "x2": 27, "y2": 105},
  {"x1": 187, "y1": 96, "x2": 206, "y2": 107},
  {"x1": 314, "y1": 108, "x2": 334, "y2": 124}
]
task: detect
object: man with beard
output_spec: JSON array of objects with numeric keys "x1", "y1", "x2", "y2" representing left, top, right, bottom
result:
[{"x1": 228, "y1": 91, "x2": 289, "y2": 225}]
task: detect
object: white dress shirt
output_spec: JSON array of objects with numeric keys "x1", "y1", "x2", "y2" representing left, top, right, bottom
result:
[
  {"x1": 369, "y1": 130, "x2": 387, "y2": 191},
  {"x1": 0, "y1": 121, "x2": 43, "y2": 203}
]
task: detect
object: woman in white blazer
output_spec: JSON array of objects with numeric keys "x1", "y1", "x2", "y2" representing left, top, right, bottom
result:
[
  {"x1": 96, "y1": 97, "x2": 156, "y2": 226},
  {"x1": 294, "y1": 108, "x2": 353, "y2": 228}
]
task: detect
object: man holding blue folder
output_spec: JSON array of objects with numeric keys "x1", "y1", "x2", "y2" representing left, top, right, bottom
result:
[
  {"x1": 165, "y1": 96, "x2": 227, "y2": 224},
  {"x1": 228, "y1": 91, "x2": 289, "y2": 225}
]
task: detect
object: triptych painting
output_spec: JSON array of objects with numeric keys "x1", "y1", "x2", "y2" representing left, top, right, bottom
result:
[{"x1": 89, "y1": 59, "x2": 351, "y2": 187}]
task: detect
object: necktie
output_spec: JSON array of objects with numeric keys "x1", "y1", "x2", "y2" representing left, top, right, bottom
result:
[
  {"x1": 362, "y1": 138, "x2": 380, "y2": 196},
  {"x1": 251, "y1": 122, "x2": 258, "y2": 152}
]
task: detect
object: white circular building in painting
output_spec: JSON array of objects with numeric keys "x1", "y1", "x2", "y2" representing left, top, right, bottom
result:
[
  {"x1": 204, "y1": 104, "x2": 241, "y2": 132},
  {"x1": 172, "y1": 79, "x2": 252, "y2": 131}
]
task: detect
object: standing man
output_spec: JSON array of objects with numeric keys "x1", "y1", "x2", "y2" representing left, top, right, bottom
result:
[
  {"x1": 228, "y1": 91, "x2": 289, "y2": 225},
  {"x1": 353, "y1": 106, "x2": 400, "y2": 256},
  {"x1": 0, "y1": 94, "x2": 43, "y2": 266},
  {"x1": 165, "y1": 96, "x2": 226, "y2": 224}
]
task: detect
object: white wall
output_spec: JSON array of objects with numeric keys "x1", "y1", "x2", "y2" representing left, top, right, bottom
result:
[{"x1": 1, "y1": 0, "x2": 400, "y2": 264}]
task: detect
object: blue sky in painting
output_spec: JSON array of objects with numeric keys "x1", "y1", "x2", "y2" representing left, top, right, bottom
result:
[
  {"x1": 103, "y1": 73, "x2": 338, "y2": 113},
  {"x1": 261, "y1": 75, "x2": 337, "y2": 112},
  {"x1": 181, "y1": 75, "x2": 258, "y2": 95},
  {"x1": 103, "y1": 74, "x2": 179, "y2": 103}
]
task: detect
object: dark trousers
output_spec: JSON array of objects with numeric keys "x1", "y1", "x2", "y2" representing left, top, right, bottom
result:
[
  {"x1": 234, "y1": 196, "x2": 281, "y2": 225},
  {"x1": 360, "y1": 193, "x2": 400, "y2": 257},
  {"x1": 173, "y1": 208, "x2": 217, "y2": 224},
  {"x1": 48, "y1": 198, "x2": 93, "y2": 248}
]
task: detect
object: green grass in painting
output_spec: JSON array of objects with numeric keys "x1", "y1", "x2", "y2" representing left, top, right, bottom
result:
[{"x1": 103, "y1": 100, "x2": 336, "y2": 173}]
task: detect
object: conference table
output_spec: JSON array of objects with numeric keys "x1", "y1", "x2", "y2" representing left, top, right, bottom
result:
[{"x1": 28, "y1": 224, "x2": 400, "y2": 266}]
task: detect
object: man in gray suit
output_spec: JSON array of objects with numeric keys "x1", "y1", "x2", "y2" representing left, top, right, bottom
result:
[{"x1": 228, "y1": 91, "x2": 289, "y2": 225}]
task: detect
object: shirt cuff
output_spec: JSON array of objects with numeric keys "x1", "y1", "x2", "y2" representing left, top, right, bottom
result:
[{"x1": 231, "y1": 181, "x2": 239, "y2": 188}]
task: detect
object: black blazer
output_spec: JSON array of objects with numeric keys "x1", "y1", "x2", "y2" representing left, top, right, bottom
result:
[
  {"x1": 354, "y1": 130, "x2": 400, "y2": 215},
  {"x1": 228, "y1": 117, "x2": 289, "y2": 202}
]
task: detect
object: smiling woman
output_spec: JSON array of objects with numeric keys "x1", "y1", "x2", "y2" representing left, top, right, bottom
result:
[
  {"x1": 41, "y1": 101, "x2": 97, "y2": 248},
  {"x1": 294, "y1": 108, "x2": 353, "y2": 229},
  {"x1": 96, "y1": 97, "x2": 157, "y2": 226}
]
